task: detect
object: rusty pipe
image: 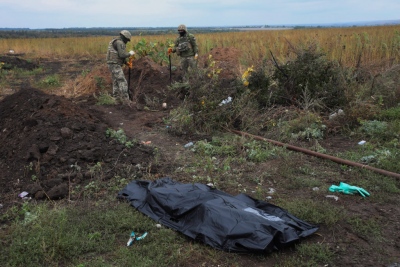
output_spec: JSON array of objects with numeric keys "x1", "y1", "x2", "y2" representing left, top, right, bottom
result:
[{"x1": 229, "y1": 129, "x2": 400, "y2": 180}]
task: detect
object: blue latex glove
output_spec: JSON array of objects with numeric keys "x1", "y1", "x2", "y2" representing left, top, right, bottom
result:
[
  {"x1": 329, "y1": 182, "x2": 370, "y2": 198},
  {"x1": 127, "y1": 231, "x2": 148, "y2": 246}
]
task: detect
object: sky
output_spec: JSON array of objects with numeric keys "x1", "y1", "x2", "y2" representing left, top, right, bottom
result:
[{"x1": 0, "y1": 0, "x2": 399, "y2": 29}]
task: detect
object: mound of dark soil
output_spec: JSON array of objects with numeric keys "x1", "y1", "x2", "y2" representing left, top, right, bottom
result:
[
  {"x1": 0, "y1": 47, "x2": 244, "y2": 202},
  {"x1": 0, "y1": 87, "x2": 154, "y2": 201},
  {"x1": 0, "y1": 55, "x2": 38, "y2": 70}
]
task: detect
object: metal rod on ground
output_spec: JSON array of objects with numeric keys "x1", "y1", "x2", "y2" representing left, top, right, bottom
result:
[
  {"x1": 127, "y1": 56, "x2": 134, "y2": 100},
  {"x1": 229, "y1": 129, "x2": 400, "y2": 179},
  {"x1": 128, "y1": 67, "x2": 132, "y2": 100},
  {"x1": 169, "y1": 54, "x2": 172, "y2": 85}
]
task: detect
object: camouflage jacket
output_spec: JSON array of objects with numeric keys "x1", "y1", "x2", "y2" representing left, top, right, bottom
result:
[
  {"x1": 106, "y1": 37, "x2": 130, "y2": 65},
  {"x1": 173, "y1": 32, "x2": 198, "y2": 57}
]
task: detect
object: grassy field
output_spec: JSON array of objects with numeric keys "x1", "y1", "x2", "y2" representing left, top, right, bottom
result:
[{"x1": 1, "y1": 25, "x2": 400, "y2": 68}]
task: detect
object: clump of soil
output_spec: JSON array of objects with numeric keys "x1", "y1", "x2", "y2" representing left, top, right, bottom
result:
[
  {"x1": 0, "y1": 55, "x2": 38, "y2": 70},
  {"x1": 0, "y1": 87, "x2": 154, "y2": 201}
]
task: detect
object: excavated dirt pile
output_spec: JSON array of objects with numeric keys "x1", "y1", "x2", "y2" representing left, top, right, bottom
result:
[
  {"x1": 0, "y1": 47, "x2": 244, "y2": 203},
  {"x1": 0, "y1": 87, "x2": 154, "y2": 201},
  {"x1": 0, "y1": 55, "x2": 38, "y2": 70}
]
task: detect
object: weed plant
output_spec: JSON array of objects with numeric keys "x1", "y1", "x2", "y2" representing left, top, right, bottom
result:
[
  {"x1": 38, "y1": 74, "x2": 61, "y2": 88},
  {"x1": 105, "y1": 128, "x2": 138, "y2": 148},
  {"x1": 96, "y1": 92, "x2": 117, "y2": 105}
]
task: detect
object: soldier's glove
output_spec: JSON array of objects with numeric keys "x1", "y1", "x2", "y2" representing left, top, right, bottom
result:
[
  {"x1": 194, "y1": 53, "x2": 198, "y2": 60},
  {"x1": 167, "y1": 47, "x2": 173, "y2": 55},
  {"x1": 129, "y1": 50, "x2": 135, "y2": 56},
  {"x1": 329, "y1": 182, "x2": 370, "y2": 198}
]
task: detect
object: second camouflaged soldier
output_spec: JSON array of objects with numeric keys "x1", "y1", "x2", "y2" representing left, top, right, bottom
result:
[
  {"x1": 168, "y1": 24, "x2": 198, "y2": 82},
  {"x1": 106, "y1": 30, "x2": 135, "y2": 102}
]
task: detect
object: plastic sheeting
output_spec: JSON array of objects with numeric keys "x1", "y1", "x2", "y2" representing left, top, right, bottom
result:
[{"x1": 118, "y1": 177, "x2": 319, "y2": 253}]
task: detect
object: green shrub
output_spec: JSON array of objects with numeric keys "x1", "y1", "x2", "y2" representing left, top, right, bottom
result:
[
  {"x1": 245, "y1": 59, "x2": 272, "y2": 108},
  {"x1": 105, "y1": 128, "x2": 137, "y2": 148},
  {"x1": 377, "y1": 106, "x2": 400, "y2": 121},
  {"x1": 272, "y1": 43, "x2": 348, "y2": 110},
  {"x1": 40, "y1": 74, "x2": 60, "y2": 87},
  {"x1": 359, "y1": 120, "x2": 388, "y2": 137}
]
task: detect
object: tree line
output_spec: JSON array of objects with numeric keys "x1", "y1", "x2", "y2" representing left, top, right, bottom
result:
[{"x1": 0, "y1": 27, "x2": 233, "y2": 39}]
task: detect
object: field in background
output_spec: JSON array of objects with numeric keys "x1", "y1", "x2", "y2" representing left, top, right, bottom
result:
[{"x1": 1, "y1": 25, "x2": 400, "y2": 69}]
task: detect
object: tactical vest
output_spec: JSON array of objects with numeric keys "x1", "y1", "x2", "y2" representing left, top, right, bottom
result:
[
  {"x1": 106, "y1": 38, "x2": 125, "y2": 65},
  {"x1": 176, "y1": 34, "x2": 195, "y2": 57}
]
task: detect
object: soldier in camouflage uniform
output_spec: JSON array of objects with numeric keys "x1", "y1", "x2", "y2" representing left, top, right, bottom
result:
[
  {"x1": 106, "y1": 30, "x2": 135, "y2": 101},
  {"x1": 168, "y1": 24, "x2": 198, "y2": 82}
]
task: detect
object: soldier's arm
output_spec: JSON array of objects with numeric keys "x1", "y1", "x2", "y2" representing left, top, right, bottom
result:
[
  {"x1": 191, "y1": 35, "x2": 198, "y2": 54},
  {"x1": 115, "y1": 40, "x2": 130, "y2": 59}
]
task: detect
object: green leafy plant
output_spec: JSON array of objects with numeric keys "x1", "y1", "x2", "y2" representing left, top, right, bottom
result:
[
  {"x1": 244, "y1": 140, "x2": 277, "y2": 162},
  {"x1": 359, "y1": 120, "x2": 388, "y2": 137},
  {"x1": 105, "y1": 128, "x2": 136, "y2": 148},
  {"x1": 81, "y1": 69, "x2": 90, "y2": 77},
  {"x1": 377, "y1": 106, "x2": 400, "y2": 121},
  {"x1": 40, "y1": 74, "x2": 61, "y2": 87},
  {"x1": 132, "y1": 38, "x2": 173, "y2": 66},
  {"x1": 96, "y1": 92, "x2": 116, "y2": 105}
]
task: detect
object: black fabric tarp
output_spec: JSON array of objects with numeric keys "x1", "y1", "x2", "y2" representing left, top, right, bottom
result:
[{"x1": 117, "y1": 177, "x2": 319, "y2": 253}]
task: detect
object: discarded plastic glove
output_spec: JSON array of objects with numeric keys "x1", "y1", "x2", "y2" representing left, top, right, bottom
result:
[
  {"x1": 127, "y1": 231, "x2": 148, "y2": 246},
  {"x1": 329, "y1": 182, "x2": 370, "y2": 198},
  {"x1": 129, "y1": 50, "x2": 135, "y2": 56}
]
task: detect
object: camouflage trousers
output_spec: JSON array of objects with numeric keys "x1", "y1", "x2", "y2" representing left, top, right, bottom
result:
[
  {"x1": 180, "y1": 56, "x2": 197, "y2": 81},
  {"x1": 107, "y1": 63, "x2": 129, "y2": 100}
]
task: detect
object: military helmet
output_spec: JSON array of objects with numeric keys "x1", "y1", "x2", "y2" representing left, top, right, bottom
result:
[
  {"x1": 120, "y1": 30, "x2": 132, "y2": 41},
  {"x1": 177, "y1": 24, "x2": 187, "y2": 32}
]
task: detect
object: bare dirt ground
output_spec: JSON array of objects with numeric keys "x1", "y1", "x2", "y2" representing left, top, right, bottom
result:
[{"x1": 1, "y1": 49, "x2": 399, "y2": 266}]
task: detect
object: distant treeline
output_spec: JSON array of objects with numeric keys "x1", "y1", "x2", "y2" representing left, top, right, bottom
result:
[{"x1": 0, "y1": 27, "x2": 234, "y2": 39}]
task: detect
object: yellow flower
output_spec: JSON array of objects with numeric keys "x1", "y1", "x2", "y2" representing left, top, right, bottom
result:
[{"x1": 242, "y1": 71, "x2": 249, "y2": 80}]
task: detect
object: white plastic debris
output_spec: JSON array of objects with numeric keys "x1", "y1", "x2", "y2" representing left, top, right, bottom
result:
[
  {"x1": 267, "y1": 188, "x2": 275, "y2": 194},
  {"x1": 329, "y1": 109, "x2": 345, "y2": 120},
  {"x1": 18, "y1": 191, "x2": 29, "y2": 198},
  {"x1": 218, "y1": 96, "x2": 232, "y2": 106},
  {"x1": 156, "y1": 224, "x2": 162, "y2": 228},
  {"x1": 312, "y1": 187, "x2": 320, "y2": 191},
  {"x1": 184, "y1": 142, "x2": 194, "y2": 148},
  {"x1": 206, "y1": 183, "x2": 214, "y2": 187},
  {"x1": 358, "y1": 140, "x2": 366, "y2": 145},
  {"x1": 326, "y1": 195, "x2": 339, "y2": 201}
]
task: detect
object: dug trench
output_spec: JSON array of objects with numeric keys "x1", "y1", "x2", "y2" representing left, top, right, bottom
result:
[
  {"x1": 1, "y1": 50, "x2": 400, "y2": 266},
  {"x1": 0, "y1": 47, "x2": 241, "y2": 205}
]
